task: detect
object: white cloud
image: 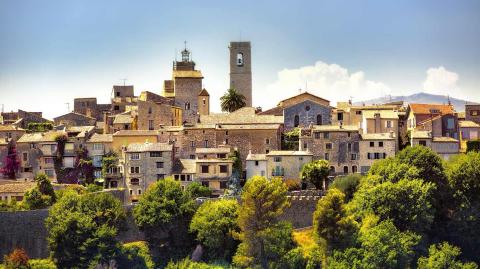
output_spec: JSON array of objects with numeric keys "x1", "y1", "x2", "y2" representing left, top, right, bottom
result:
[
  {"x1": 422, "y1": 66, "x2": 459, "y2": 96},
  {"x1": 259, "y1": 61, "x2": 391, "y2": 108}
]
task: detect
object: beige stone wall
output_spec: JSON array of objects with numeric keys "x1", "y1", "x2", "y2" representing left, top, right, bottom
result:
[
  {"x1": 174, "y1": 78, "x2": 202, "y2": 122},
  {"x1": 136, "y1": 101, "x2": 174, "y2": 130},
  {"x1": 266, "y1": 155, "x2": 312, "y2": 180},
  {"x1": 359, "y1": 139, "x2": 396, "y2": 173}
]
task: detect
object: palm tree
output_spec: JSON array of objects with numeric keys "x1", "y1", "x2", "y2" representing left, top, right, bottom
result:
[{"x1": 220, "y1": 88, "x2": 247, "y2": 112}]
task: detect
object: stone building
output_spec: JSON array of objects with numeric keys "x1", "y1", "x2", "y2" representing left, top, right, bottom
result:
[
  {"x1": 111, "y1": 130, "x2": 159, "y2": 153},
  {"x1": 359, "y1": 133, "x2": 397, "y2": 173},
  {"x1": 260, "y1": 92, "x2": 332, "y2": 130},
  {"x1": 53, "y1": 112, "x2": 96, "y2": 127},
  {"x1": 112, "y1": 113, "x2": 135, "y2": 132},
  {"x1": 135, "y1": 100, "x2": 178, "y2": 130},
  {"x1": 333, "y1": 102, "x2": 403, "y2": 128},
  {"x1": 245, "y1": 150, "x2": 312, "y2": 181},
  {"x1": 459, "y1": 120, "x2": 480, "y2": 152},
  {"x1": 73, "y1": 97, "x2": 111, "y2": 121},
  {"x1": 0, "y1": 182, "x2": 36, "y2": 202},
  {"x1": 0, "y1": 125, "x2": 26, "y2": 143},
  {"x1": 1, "y1": 110, "x2": 49, "y2": 129},
  {"x1": 410, "y1": 130, "x2": 460, "y2": 160},
  {"x1": 299, "y1": 125, "x2": 360, "y2": 175},
  {"x1": 245, "y1": 153, "x2": 268, "y2": 179},
  {"x1": 229, "y1": 41, "x2": 252, "y2": 107},
  {"x1": 172, "y1": 159, "x2": 196, "y2": 190},
  {"x1": 465, "y1": 103, "x2": 480, "y2": 124},
  {"x1": 86, "y1": 133, "x2": 117, "y2": 186},
  {"x1": 193, "y1": 147, "x2": 234, "y2": 195},
  {"x1": 407, "y1": 103, "x2": 458, "y2": 139},
  {"x1": 123, "y1": 142, "x2": 173, "y2": 202},
  {"x1": 197, "y1": 89, "x2": 210, "y2": 116},
  {"x1": 163, "y1": 46, "x2": 204, "y2": 123},
  {"x1": 111, "y1": 85, "x2": 137, "y2": 114}
]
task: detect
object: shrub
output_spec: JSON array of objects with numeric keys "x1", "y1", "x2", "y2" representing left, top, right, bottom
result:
[
  {"x1": 116, "y1": 241, "x2": 154, "y2": 269},
  {"x1": 330, "y1": 174, "x2": 362, "y2": 202},
  {"x1": 29, "y1": 259, "x2": 56, "y2": 269},
  {"x1": 285, "y1": 179, "x2": 301, "y2": 191},
  {"x1": 3, "y1": 248, "x2": 29, "y2": 269}
]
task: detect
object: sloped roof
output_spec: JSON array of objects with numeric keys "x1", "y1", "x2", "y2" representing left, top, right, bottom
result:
[
  {"x1": 312, "y1": 125, "x2": 359, "y2": 132},
  {"x1": 266, "y1": 151, "x2": 313, "y2": 156},
  {"x1": 200, "y1": 107, "x2": 283, "y2": 125},
  {"x1": 277, "y1": 92, "x2": 330, "y2": 107},
  {"x1": 362, "y1": 110, "x2": 399, "y2": 119},
  {"x1": 17, "y1": 131, "x2": 65, "y2": 143},
  {"x1": 258, "y1": 106, "x2": 284, "y2": 116},
  {"x1": 411, "y1": 130, "x2": 432, "y2": 139},
  {"x1": 113, "y1": 114, "x2": 134, "y2": 124},
  {"x1": 126, "y1": 142, "x2": 172, "y2": 152},
  {"x1": 88, "y1": 133, "x2": 113, "y2": 143},
  {"x1": 0, "y1": 125, "x2": 25, "y2": 131},
  {"x1": 54, "y1": 112, "x2": 95, "y2": 121},
  {"x1": 173, "y1": 70, "x2": 203, "y2": 79},
  {"x1": 246, "y1": 153, "x2": 267, "y2": 161},
  {"x1": 0, "y1": 182, "x2": 36, "y2": 194},
  {"x1": 361, "y1": 133, "x2": 396, "y2": 140},
  {"x1": 195, "y1": 147, "x2": 231, "y2": 154},
  {"x1": 198, "y1": 88, "x2": 210, "y2": 96},
  {"x1": 433, "y1": 137, "x2": 459, "y2": 143},
  {"x1": 459, "y1": 120, "x2": 480, "y2": 128},
  {"x1": 409, "y1": 103, "x2": 455, "y2": 115},
  {"x1": 172, "y1": 159, "x2": 196, "y2": 174}
]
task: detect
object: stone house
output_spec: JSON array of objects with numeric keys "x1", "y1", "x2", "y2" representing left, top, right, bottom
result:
[
  {"x1": 265, "y1": 151, "x2": 312, "y2": 180},
  {"x1": 246, "y1": 153, "x2": 268, "y2": 179},
  {"x1": 123, "y1": 142, "x2": 173, "y2": 202},
  {"x1": 194, "y1": 147, "x2": 234, "y2": 195},
  {"x1": 73, "y1": 97, "x2": 111, "y2": 121},
  {"x1": 299, "y1": 125, "x2": 360, "y2": 175},
  {"x1": 112, "y1": 130, "x2": 159, "y2": 153},
  {"x1": 0, "y1": 110, "x2": 50, "y2": 129},
  {"x1": 407, "y1": 103, "x2": 458, "y2": 139},
  {"x1": 86, "y1": 133, "x2": 117, "y2": 186},
  {"x1": 53, "y1": 112, "x2": 96, "y2": 127},
  {"x1": 465, "y1": 103, "x2": 480, "y2": 124},
  {"x1": 111, "y1": 85, "x2": 137, "y2": 114},
  {"x1": 359, "y1": 133, "x2": 397, "y2": 173},
  {"x1": 361, "y1": 110, "x2": 399, "y2": 135},
  {"x1": 0, "y1": 125, "x2": 26, "y2": 143},
  {"x1": 410, "y1": 130, "x2": 459, "y2": 160},
  {"x1": 112, "y1": 113, "x2": 135, "y2": 132},
  {"x1": 333, "y1": 102, "x2": 403, "y2": 128},
  {"x1": 172, "y1": 159, "x2": 196, "y2": 190},
  {"x1": 0, "y1": 182, "x2": 36, "y2": 202},
  {"x1": 459, "y1": 120, "x2": 480, "y2": 152},
  {"x1": 260, "y1": 92, "x2": 332, "y2": 130},
  {"x1": 135, "y1": 100, "x2": 178, "y2": 130}
]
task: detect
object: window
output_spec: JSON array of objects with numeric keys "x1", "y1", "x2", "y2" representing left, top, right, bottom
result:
[
  {"x1": 130, "y1": 178, "x2": 140, "y2": 185},
  {"x1": 325, "y1": 143, "x2": 332, "y2": 150},
  {"x1": 305, "y1": 105, "x2": 311, "y2": 111},
  {"x1": 379, "y1": 141, "x2": 384, "y2": 147},
  {"x1": 303, "y1": 143, "x2": 307, "y2": 149},
  {"x1": 93, "y1": 156, "x2": 102, "y2": 167},
  {"x1": 383, "y1": 153, "x2": 387, "y2": 159},
  {"x1": 217, "y1": 153, "x2": 227, "y2": 158},
  {"x1": 237, "y1": 53, "x2": 244, "y2": 66},
  {"x1": 330, "y1": 166, "x2": 335, "y2": 173},
  {"x1": 225, "y1": 138, "x2": 229, "y2": 144},
  {"x1": 156, "y1": 162, "x2": 164, "y2": 168},
  {"x1": 356, "y1": 111, "x2": 362, "y2": 115},
  {"x1": 201, "y1": 165, "x2": 209, "y2": 173},
  {"x1": 220, "y1": 165, "x2": 228, "y2": 173},
  {"x1": 189, "y1": 155, "x2": 195, "y2": 159},
  {"x1": 386, "y1": 121, "x2": 392, "y2": 128},
  {"x1": 22, "y1": 152, "x2": 28, "y2": 162},
  {"x1": 148, "y1": 120, "x2": 154, "y2": 130},
  {"x1": 274, "y1": 157, "x2": 282, "y2": 162},
  {"x1": 351, "y1": 154, "x2": 357, "y2": 160},
  {"x1": 343, "y1": 166, "x2": 348, "y2": 174},
  {"x1": 93, "y1": 143, "x2": 104, "y2": 151},
  {"x1": 370, "y1": 141, "x2": 374, "y2": 147},
  {"x1": 352, "y1": 166, "x2": 358, "y2": 173},
  {"x1": 447, "y1": 118, "x2": 454, "y2": 129},
  {"x1": 186, "y1": 175, "x2": 191, "y2": 181},
  {"x1": 337, "y1": 112, "x2": 344, "y2": 121},
  {"x1": 114, "y1": 105, "x2": 120, "y2": 111},
  {"x1": 185, "y1": 102, "x2": 191, "y2": 110},
  {"x1": 294, "y1": 115, "x2": 300, "y2": 127},
  {"x1": 150, "y1": 151, "x2": 162, "y2": 157},
  {"x1": 130, "y1": 190, "x2": 133, "y2": 195},
  {"x1": 471, "y1": 110, "x2": 479, "y2": 116},
  {"x1": 130, "y1": 153, "x2": 140, "y2": 160},
  {"x1": 324, "y1": 132, "x2": 330, "y2": 139},
  {"x1": 116, "y1": 91, "x2": 120, "y2": 97},
  {"x1": 138, "y1": 190, "x2": 142, "y2": 195},
  {"x1": 419, "y1": 140, "x2": 427, "y2": 146},
  {"x1": 201, "y1": 181, "x2": 209, "y2": 187},
  {"x1": 130, "y1": 167, "x2": 140, "y2": 174},
  {"x1": 225, "y1": 131, "x2": 229, "y2": 135},
  {"x1": 314, "y1": 132, "x2": 321, "y2": 139},
  {"x1": 124, "y1": 124, "x2": 129, "y2": 130},
  {"x1": 94, "y1": 170, "x2": 102, "y2": 178},
  {"x1": 190, "y1": 141, "x2": 195, "y2": 148},
  {"x1": 374, "y1": 153, "x2": 381, "y2": 159},
  {"x1": 45, "y1": 157, "x2": 54, "y2": 164},
  {"x1": 299, "y1": 157, "x2": 303, "y2": 161},
  {"x1": 204, "y1": 140, "x2": 209, "y2": 148},
  {"x1": 265, "y1": 138, "x2": 270, "y2": 145},
  {"x1": 45, "y1": 169, "x2": 55, "y2": 177},
  {"x1": 324, "y1": 153, "x2": 329, "y2": 160},
  {"x1": 255, "y1": 161, "x2": 259, "y2": 166},
  {"x1": 148, "y1": 107, "x2": 152, "y2": 114},
  {"x1": 181, "y1": 175, "x2": 186, "y2": 181},
  {"x1": 316, "y1": 114, "x2": 322, "y2": 125},
  {"x1": 174, "y1": 175, "x2": 180, "y2": 180},
  {"x1": 220, "y1": 181, "x2": 228, "y2": 189},
  {"x1": 203, "y1": 98, "x2": 206, "y2": 105},
  {"x1": 348, "y1": 143, "x2": 352, "y2": 152}
]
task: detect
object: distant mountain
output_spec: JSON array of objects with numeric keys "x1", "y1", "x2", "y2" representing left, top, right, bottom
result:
[{"x1": 354, "y1": 92, "x2": 475, "y2": 112}]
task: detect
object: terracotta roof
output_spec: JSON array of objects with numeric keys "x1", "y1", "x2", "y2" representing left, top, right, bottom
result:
[
  {"x1": 361, "y1": 133, "x2": 396, "y2": 140},
  {"x1": 459, "y1": 120, "x2": 480, "y2": 128},
  {"x1": 126, "y1": 142, "x2": 172, "y2": 152},
  {"x1": 88, "y1": 133, "x2": 113, "y2": 143},
  {"x1": 113, "y1": 114, "x2": 134, "y2": 124},
  {"x1": 433, "y1": 137, "x2": 459, "y2": 143},
  {"x1": 312, "y1": 125, "x2": 359, "y2": 132},
  {"x1": 198, "y1": 88, "x2": 210, "y2": 96},
  {"x1": 173, "y1": 70, "x2": 203, "y2": 79},
  {"x1": 266, "y1": 150, "x2": 313, "y2": 156},
  {"x1": 246, "y1": 153, "x2": 267, "y2": 161},
  {"x1": 409, "y1": 103, "x2": 455, "y2": 115},
  {"x1": 0, "y1": 182, "x2": 35, "y2": 194},
  {"x1": 362, "y1": 110, "x2": 399, "y2": 119},
  {"x1": 172, "y1": 159, "x2": 196, "y2": 174},
  {"x1": 114, "y1": 130, "x2": 158, "y2": 136},
  {"x1": 195, "y1": 147, "x2": 231, "y2": 154}
]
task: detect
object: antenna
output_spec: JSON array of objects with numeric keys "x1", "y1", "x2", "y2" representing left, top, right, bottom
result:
[
  {"x1": 65, "y1": 102, "x2": 70, "y2": 112},
  {"x1": 240, "y1": 30, "x2": 242, "y2": 42},
  {"x1": 1, "y1": 104, "x2": 4, "y2": 113},
  {"x1": 305, "y1": 81, "x2": 308, "y2": 92},
  {"x1": 120, "y1": 78, "x2": 127, "y2": 86},
  {"x1": 184, "y1": 40, "x2": 187, "y2": 50}
]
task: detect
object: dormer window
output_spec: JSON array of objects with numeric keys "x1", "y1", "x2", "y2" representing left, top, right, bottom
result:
[
  {"x1": 430, "y1": 109, "x2": 440, "y2": 114},
  {"x1": 237, "y1": 53, "x2": 244, "y2": 66}
]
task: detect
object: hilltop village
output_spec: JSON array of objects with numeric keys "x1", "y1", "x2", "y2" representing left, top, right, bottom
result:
[{"x1": 1, "y1": 40, "x2": 479, "y2": 203}]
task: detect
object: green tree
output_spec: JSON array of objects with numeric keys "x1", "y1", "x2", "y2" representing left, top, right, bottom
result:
[
  {"x1": 417, "y1": 242, "x2": 478, "y2": 269},
  {"x1": 35, "y1": 174, "x2": 56, "y2": 202},
  {"x1": 190, "y1": 199, "x2": 239, "y2": 261},
  {"x1": 368, "y1": 157, "x2": 420, "y2": 183},
  {"x1": 45, "y1": 192, "x2": 125, "y2": 269},
  {"x1": 220, "y1": 88, "x2": 246, "y2": 112},
  {"x1": 233, "y1": 176, "x2": 291, "y2": 269},
  {"x1": 185, "y1": 182, "x2": 212, "y2": 199},
  {"x1": 133, "y1": 178, "x2": 196, "y2": 266},
  {"x1": 350, "y1": 178, "x2": 435, "y2": 234},
  {"x1": 23, "y1": 174, "x2": 57, "y2": 210},
  {"x1": 313, "y1": 189, "x2": 358, "y2": 254},
  {"x1": 116, "y1": 241, "x2": 155, "y2": 269},
  {"x1": 300, "y1": 160, "x2": 330, "y2": 190},
  {"x1": 330, "y1": 174, "x2": 362, "y2": 202}
]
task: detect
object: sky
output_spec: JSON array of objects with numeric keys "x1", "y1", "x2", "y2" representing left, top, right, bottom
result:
[{"x1": 1, "y1": 0, "x2": 479, "y2": 119}]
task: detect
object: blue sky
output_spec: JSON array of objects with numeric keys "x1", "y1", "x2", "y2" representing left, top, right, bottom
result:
[{"x1": 1, "y1": 0, "x2": 479, "y2": 119}]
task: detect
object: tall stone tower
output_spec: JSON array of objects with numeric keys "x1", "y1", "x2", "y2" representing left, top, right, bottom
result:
[{"x1": 229, "y1": 41, "x2": 252, "y2": 107}]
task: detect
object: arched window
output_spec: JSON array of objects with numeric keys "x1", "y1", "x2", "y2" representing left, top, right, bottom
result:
[
  {"x1": 352, "y1": 165, "x2": 357, "y2": 173},
  {"x1": 316, "y1": 114, "x2": 322, "y2": 125},
  {"x1": 185, "y1": 102, "x2": 190, "y2": 110},
  {"x1": 330, "y1": 166, "x2": 335, "y2": 174},
  {"x1": 130, "y1": 178, "x2": 140, "y2": 185},
  {"x1": 294, "y1": 115, "x2": 300, "y2": 127},
  {"x1": 148, "y1": 107, "x2": 152, "y2": 114},
  {"x1": 237, "y1": 53, "x2": 244, "y2": 66},
  {"x1": 343, "y1": 166, "x2": 349, "y2": 174}
]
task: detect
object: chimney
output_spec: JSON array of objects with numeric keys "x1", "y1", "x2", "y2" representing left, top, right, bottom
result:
[
  {"x1": 103, "y1": 111, "x2": 110, "y2": 134},
  {"x1": 374, "y1": 112, "x2": 381, "y2": 132}
]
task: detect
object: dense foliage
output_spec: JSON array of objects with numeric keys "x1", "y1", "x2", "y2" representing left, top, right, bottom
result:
[
  {"x1": 185, "y1": 182, "x2": 212, "y2": 198},
  {"x1": 220, "y1": 88, "x2": 247, "y2": 113},
  {"x1": 1, "y1": 141, "x2": 20, "y2": 179},
  {"x1": 300, "y1": 159, "x2": 330, "y2": 189},
  {"x1": 23, "y1": 174, "x2": 57, "y2": 210},
  {"x1": 26, "y1": 122, "x2": 53, "y2": 133}
]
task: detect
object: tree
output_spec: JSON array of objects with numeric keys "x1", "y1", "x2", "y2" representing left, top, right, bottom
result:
[
  {"x1": 26, "y1": 122, "x2": 53, "y2": 133},
  {"x1": 300, "y1": 160, "x2": 330, "y2": 190},
  {"x1": 185, "y1": 182, "x2": 212, "y2": 199},
  {"x1": 133, "y1": 177, "x2": 196, "y2": 266},
  {"x1": 368, "y1": 157, "x2": 420, "y2": 183},
  {"x1": 417, "y1": 242, "x2": 478, "y2": 269},
  {"x1": 313, "y1": 189, "x2": 358, "y2": 254},
  {"x1": 23, "y1": 174, "x2": 57, "y2": 210},
  {"x1": 45, "y1": 191, "x2": 125, "y2": 269},
  {"x1": 233, "y1": 176, "x2": 291, "y2": 269},
  {"x1": 330, "y1": 174, "x2": 362, "y2": 202},
  {"x1": 3, "y1": 248, "x2": 30, "y2": 269},
  {"x1": 220, "y1": 88, "x2": 246, "y2": 113},
  {"x1": 35, "y1": 173, "x2": 56, "y2": 202},
  {"x1": 1, "y1": 141, "x2": 20, "y2": 179},
  {"x1": 190, "y1": 199, "x2": 239, "y2": 261},
  {"x1": 350, "y1": 178, "x2": 435, "y2": 234}
]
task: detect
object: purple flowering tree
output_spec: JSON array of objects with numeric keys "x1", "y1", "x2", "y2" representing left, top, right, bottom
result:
[{"x1": 1, "y1": 141, "x2": 20, "y2": 179}]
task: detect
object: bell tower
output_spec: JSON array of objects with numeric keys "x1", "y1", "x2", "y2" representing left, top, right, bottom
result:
[{"x1": 229, "y1": 41, "x2": 252, "y2": 107}]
